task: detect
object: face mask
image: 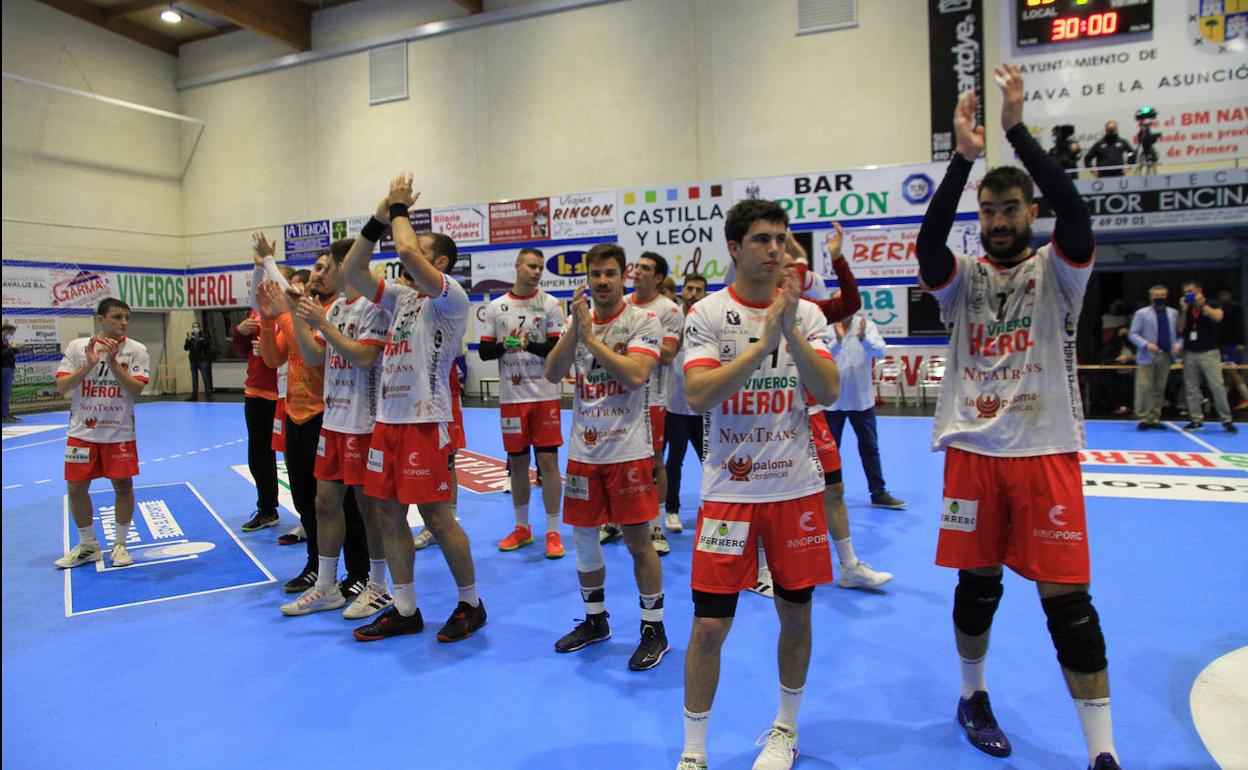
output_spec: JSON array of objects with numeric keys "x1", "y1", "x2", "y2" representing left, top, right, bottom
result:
[
  {"x1": 192, "y1": 327, "x2": 201, "y2": 333},
  {"x1": 1152, "y1": 298, "x2": 1166, "y2": 307},
  {"x1": 1185, "y1": 292, "x2": 1197, "y2": 305},
  {"x1": 1106, "y1": 130, "x2": 1117, "y2": 139}
]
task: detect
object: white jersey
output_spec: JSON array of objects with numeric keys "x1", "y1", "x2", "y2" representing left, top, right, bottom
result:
[
  {"x1": 683, "y1": 287, "x2": 830, "y2": 503},
  {"x1": 925, "y1": 244, "x2": 1092, "y2": 456},
  {"x1": 627, "y1": 292, "x2": 682, "y2": 409},
  {"x1": 57, "y1": 336, "x2": 150, "y2": 443},
  {"x1": 373, "y1": 276, "x2": 469, "y2": 425},
  {"x1": 315, "y1": 295, "x2": 390, "y2": 434},
  {"x1": 799, "y1": 267, "x2": 830, "y2": 301},
  {"x1": 567, "y1": 303, "x2": 662, "y2": 464},
  {"x1": 481, "y1": 290, "x2": 564, "y2": 404}
]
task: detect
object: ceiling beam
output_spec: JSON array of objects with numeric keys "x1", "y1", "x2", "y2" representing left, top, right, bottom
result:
[
  {"x1": 450, "y1": 0, "x2": 484, "y2": 13},
  {"x1": 101, "y1": 1, "x2": 168, "y2": 20},
  {"x1": 180, "y1": 24, "x2": 243, "y2": 44},
  {"x1": 36, "y1": 0, "x2": 179, "y2": 56},
  {"x1": 182, "y1": 0, "x2": 312, "y2": 51}
]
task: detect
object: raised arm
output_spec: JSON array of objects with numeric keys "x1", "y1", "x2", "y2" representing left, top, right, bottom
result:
[
  {"x1": 342, "y1": 203, "x2": 385, "y2": 301},
  {"x1": 387, "y1": 174, "x2": 443, "y2": 296},
  {"x1": 916, "y1": 91, "x2": 978, "y2": 289},
  {"x1": 814, "y1": 223, "x2": 861, "y2": 323}
]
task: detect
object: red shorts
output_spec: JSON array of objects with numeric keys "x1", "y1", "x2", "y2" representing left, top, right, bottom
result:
[
  {"x1": 692, "y1": 493, "x2": 832, "y2": 594},
  {"x1": 649, "y1": 406, "x2": 666, "y2": 454},
  {"x1": 936, "y1": 447, "x2": 1090, "y2": 584},
  {"x1": 64, "y1": 437, "x2": 139, "y2": 482},
  {"x1": 314, "y1": 429, "x2": 372, "y2": 486},
  {"x1": 363, "y1": 422, "x2": 453, "y2": 505},
  {"x1": 448, "y1": 391, "x2": 465, "y2": 451},
  {"x1": 500, "y1": 400, "x2": 563, "y2": 454},
  {"x1": 563, "y1": 458, "x2": 657, "y2": 528},
  {"x1": 271, "y1": 398, "x2": 287, "y2": 454},
  {"x1": 809, "y1": 412, "x2": 842, "y2": 475}
]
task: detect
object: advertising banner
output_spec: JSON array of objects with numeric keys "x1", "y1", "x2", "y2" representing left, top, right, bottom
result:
[
  {"x1": 617, "y1": 182, "x2": 734, "y2": 287},
  {"x1": 470, "y1": 247, "x2": 588, "y2": 294},
  {"x1": 857, "y1": 286, "x2": 910, "y2": 338},
  {"x1": 379, "y1": 208, "x2": 432, "y2": 252},
  {"x1": 804, "y1": 222, "x2": 984, "y2": 281},
  {"x1": 550, "y1": 191, "x2": 617, "y2": 239},
  {"x1": 929, "y1": 0, "x2": 985, "y2": 161},
  {"x1": 283, "y1": 219, "x2": 330, "y2": 261},
  {"x1": 5, "y1": 314, "x2": 61, "y2": 406},
  {"x1": 1033, "y1": 168, "x2": 1248, "y2": 233},
  {"x1": 433, "y1": 205, "x2": 489, "y2": 246},
  {"x1": 489, "y1": 198, "x2": 551, "y2": 244}
]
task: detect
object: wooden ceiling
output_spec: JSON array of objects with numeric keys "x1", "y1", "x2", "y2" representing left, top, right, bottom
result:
[{"x1": 35, "y1": 0, "x2": 484, "y2": 57}]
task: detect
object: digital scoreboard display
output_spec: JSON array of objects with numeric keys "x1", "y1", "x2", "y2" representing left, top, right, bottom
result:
[{"x1": 1016, "y1": 0, "x2": 1153, "y2": 48}]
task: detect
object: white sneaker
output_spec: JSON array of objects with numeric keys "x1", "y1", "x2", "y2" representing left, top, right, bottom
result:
[
  {"x1": 110, "y1": 542, "x2": 133, "y2": 567},
  {"x1": 752, "y1": 724, "x2": 798, "y2": 770},
  {"x1": 343, "y1": 581, "x2": 393, "y2": 620},
  {"x1": 837, "y1": 559, "x2": 893, "y2": 589},
  {"x1": 280, "y1": 584, "x2": 346, "y2": 616},
  {"x1": 746, "y1": 564, "x2": 774, "y2": 598},
  {"x1": 413, "y1": 529, "x2": 436, "y2": 550},
  {"x1": 651, "y1": 527, "x2": 670, "y2": 556},
  {"x1": 55, "y1": 542, "x2": 102, "y2": 569},
  {"x1": 503, "y1": 477, "x2": 512, "y2": 494},
  {"x1": 676, "y1": 756, "x2": 708, "y2": 770},
  {"x1": 665, "y1": 512, "x2": 683, "y2": 533}
]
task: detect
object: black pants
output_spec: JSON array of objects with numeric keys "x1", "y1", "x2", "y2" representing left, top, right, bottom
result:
[
  {"x1": 664, "y1": 412, "x2": 703, "y2": 513},
  {"x1": 285, "y1": 413, "x2": 368, "y2": 577},
  {"x1": 243, "y1": 396, "x2": 278, "y2": 516},
  {"x1": 190, "y1": 360, "x2": 213, "y2": 398}
]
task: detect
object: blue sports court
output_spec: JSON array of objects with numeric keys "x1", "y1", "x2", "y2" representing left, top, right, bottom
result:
[{"x1": 2, "y1": 402, "x2": 1245, "y2": 769}]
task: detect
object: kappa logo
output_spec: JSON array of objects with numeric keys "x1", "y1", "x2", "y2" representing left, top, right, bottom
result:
[
  {"x1": 975, "y1": 393, "x2": 1002, "y2": 419},
  {"x1": 727, "y1": 454, "x2": 752, "y2": 482},
  {"x1": 437, "y1": 482, "x2": 449, "y2": 492},
  {"x1": 1048, "y1": 504, "x2": 1068, "y2": 527},
  {"x1": 940, "y1": 497, "x2": 978, "y2": 532},
  {"x1": 798, "y1": 511, "x2": 817, "y2": 532}
]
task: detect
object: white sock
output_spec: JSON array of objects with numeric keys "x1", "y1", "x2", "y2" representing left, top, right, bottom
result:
[
  {"x1": 775, "y1": 685, "x2": 804, "y2": 730},
  {"x1": 833, "y1": 536, "x2": 857, "y2": 566},
  {"x1": 682, "y1": 708, "x2": 710, "y2": 758},
  {"x1": 513, "y1": 503, "x2": 529, "y2": 528},
  {"x1": 78, "y1": 525, "x2": 98, "y2": 547},
  {"x1": 960, "y1": 655, "x2": 987, "y2": 698},
  {"x1": 458, "y1": 582, "x2": 480, "y2": 608},
  {"x1": 545, "y1": 513, "x2": 561, "y2": 535},
  {"x1": 114, "y1": 522, "x2": 130, "y2": 545},
  {"x1": 1075, "y1": 697, "x2": 1117, "y2": 764},
  {"x1": 368, "y1": 558, "x2": 387, "y2": 588},
  {"x1": 316, "y1": 555, "x2": 338, "y2": 589},
  {"x1": 392, "y1": 582, "x2": 417, "y2": 616}
]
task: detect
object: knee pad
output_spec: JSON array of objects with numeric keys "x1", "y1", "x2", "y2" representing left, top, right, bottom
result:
[
  {"x1": 533, "y1": 445, "x2": 559, "y2": 456},
  {"x1": 953, "y1": 570, "x2": 1003, "y2": 637},
  {"x1": 773, "y1": 582, "x2": 814, "y2": 604},
  {"x1": 507, "y1": 449, "x2": 531, "y2": 460},
  {"x1": 692, "y1": 589, "x2": 739, "y2": 618},
  {"x1": 1042, "y1": 591, "x2": 1107, "y2": 674},
  {"x1": 823, "y1": 470, "x2": 842, "y2": 486},
  {"x1": 572, "y1": 526, "x2": 605, "y2": 572}
]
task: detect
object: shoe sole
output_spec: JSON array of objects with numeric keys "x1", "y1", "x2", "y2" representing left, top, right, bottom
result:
[
  {"x1": 870, "y1": 503, "x2": 907, "y2": 510},
  {"x1": 241, "y1": 520, "x2": 280, "y2": 532},
  {"x1": 545, "y1": 550, "x2": 566, "y2": 559},
  {"x1": 628, "y1": 640, "x2": 670, "y2": 671},
  {"x1": 111, "y1": 555, "x2": 134, "y2": 567},
  {"x1": 284, "y1": 582, "x2": 316, "y2": 594},
  {"x1": 838, "y1": 576, "x2": 893, "y2": 589},
  {"x1": 353, "y1": 623, "x2": 424, "y2": 641},
  {"x1": 55, "y1": 552, "x2": 103, "y2": 569},
  {"x1": 498, "y1": 538, "x2": 534, "y2": 551},
  {"x1": 281, "y1": 599, "x2": 347, "y2": 616},
  {"x1": 554, "y1": 629, "x2": 611, "y2": 653}
]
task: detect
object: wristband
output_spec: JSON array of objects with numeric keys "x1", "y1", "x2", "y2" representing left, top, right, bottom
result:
[
  {"x1": 389, "y1": 203, "x2": 410, "y2": 222},
  {"x1": 360, "y1": 216, "x2": 386, "y2": 242}
]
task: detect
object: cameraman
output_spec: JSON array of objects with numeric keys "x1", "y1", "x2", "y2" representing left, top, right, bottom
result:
[
  {"x1": 184, "y1": 319, "x2": 215, "y2": 402},
  {"x1": 1083, "y1": 120, "x2": 1133, "y2": 178},
  {"x1": 1048, "y1": 124, "x2": 1081, "y2": 178}
]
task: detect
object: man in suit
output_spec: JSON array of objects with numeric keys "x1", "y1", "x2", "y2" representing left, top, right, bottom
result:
[{"x1": 1127, "y1": 286, "x2": 1181, "y2": 430}]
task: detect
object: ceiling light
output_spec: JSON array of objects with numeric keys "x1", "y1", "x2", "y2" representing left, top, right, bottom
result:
[{"x1": 160, "y1": 7, "x2": 182, "y2": 23}]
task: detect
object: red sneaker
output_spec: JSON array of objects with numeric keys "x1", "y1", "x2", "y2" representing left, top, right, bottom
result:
[
  {"x1": 545, "y1": 531, "x2": 566, "y2": 559},
  {"x1": 498, "y1": 525, "x2": 534, "y2": 551}
]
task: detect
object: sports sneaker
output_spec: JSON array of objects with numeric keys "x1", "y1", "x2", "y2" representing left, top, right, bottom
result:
[
  {"x1": 280, "y1": 584, "x2": 346, "y2": 616},
  {"x1": 956, "y1": 690, "x2": 1011, "y2": 757},
  {"x1": 343, "y1": 581, "x2": 393, "y2": 620},
  {"x1": 870, "y1": 492, "x2": 907, "y2": 510},
  {"x1": 1136, "y1": 421, "x2": 1153, "y2": 431},
  {"x1": 283, "y1": 565, "x2": 318, "y2": 594},
  {"x1": 276, "y1": 525, "x2": 305, "y2": 545},
  {"x1": 412, "y1": 528, "x2": 436, "y2": 550},
  {"x1": 599, "y1": 523, "x2": 622, "y2": 544},
  {"x1": 837, "y1": 560, "x2": 893, "y2": 589},
  {"x1": 651, "y1": 527, "x2": 671, "y2": 556},
  {"x1": 747, "y1": 564, "x2": 774, "y2": 598},
  {"x1": 503, "y1": 477, "x2": 512, "y2": 494},
  {"x1": 110, "y1": 542, "x2": 133, "y2": 568},
  {"x1": 241, "y1": 510, "x2": 280, "y2": 532},
  {"x1": 628, "y1": 620, "x2": 669, "y2": 671},
  {"x1": 1224, "y1": 421, "x2": 1239, "y2": 434},
  {"x1": 1182, "y1": 421, "x2": 1204, "y2": 431},
  {"x1": 436, "y1": 600, "x2": 487, "y2": 642},
  {"x1": 545, "y1": 530, "x2": 566, "y2": 559},
  {"x1": 1089, "y1": 752, "x2": 1122, "y2": 770},
  {"x1": 353, "y1": 607, "x2": 424, "y2": 641},
  {"x1": 665, "y1": 512, "x2": 683, "y2": 533},
  {"x1": 339, "y1": 574, "x2": 367, "y2": 602},
  {"x1": 55, "y1": 542, "x2": 102, "y2": 569},
  {"x1": 752, "y1": 724, "x2": 798, "y2": 770},
  {"x1": 554, "y1": 612, "x2": 611, "y2": 652},
  {"x1": 498, "y1": 525, "x2": 534, "y2": 551},
  {"x1": 676, "y1": 756, "x2": 708, "y2": 770}
]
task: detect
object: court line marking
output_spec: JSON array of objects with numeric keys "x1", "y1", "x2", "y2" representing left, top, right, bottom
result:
[
  {"x1": 2, "y1": 436, "x2": 67, "y2": 452},
  {"x1": 1167, "y1": 421, "x2": 1234, "y2": 454}
]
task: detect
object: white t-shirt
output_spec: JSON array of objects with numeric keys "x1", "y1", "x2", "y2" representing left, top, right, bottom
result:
[
  {"x1": 627, "y1": 292, "x2": 683, "y2": 409},
  {"x1": 828, "y1": 312, "x2": 889, "y2": 413},
  {"x1": 924, "y1": 244, "x2": 1092, "y2": 456},
  {"x1": 57, "y1": 336, "x2": 151, "y2": 443},
  {"x1": 315, "y1": 295, "x2": 390, "y2": 434},
  {"x1": 567, "y1": 303, "x2": 662, "y2": 464},
  {"x1": 372, "y1": 276, "x2": 469, "y2": 425},
  {"x1": 481, "y1": 290, "x2": 564, "y2": 404},
  {"x1": 683, "y1": 287, "x2": 830, "y2": 503}
]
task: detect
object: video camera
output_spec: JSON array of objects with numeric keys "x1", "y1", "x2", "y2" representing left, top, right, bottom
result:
[
  {"x1": 1134, "y1": 107, "x2": 1160, "y2": 172},
  {"x1": 1049, "y1": 123, "x2": 1081, "y2": 176}
]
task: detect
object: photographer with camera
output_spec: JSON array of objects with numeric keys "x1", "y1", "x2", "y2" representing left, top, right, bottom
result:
[
  {"x1": 1083, "y1": 120, "x2": 1133, "y2": 178},
  {"x1": 1133, "y1": 108, "x2": 1160, "y2": 175},
  {"x1": 1049, "y1": 124, "x2": 1081, "y2": 178},
  {"x1": 1178, "y1": 280, "x2": 1237, "y2": 433}
]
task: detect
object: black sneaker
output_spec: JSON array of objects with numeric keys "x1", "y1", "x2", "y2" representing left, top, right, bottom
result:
[
  {"x1": 283, "y1": 565, "x2": 317, "y2": 594},
  {"x1": 1136, "y1": 421, "x2": 1152, "y2": 431},
  {"x1": 1089, "y1": 752, "x2": 1121, "y2": 770},
  {"x1": 554, "y1": 612, "x2": 611, "y2": 652},
  {"x1": 241, "y1": 510, "x2": 280, "y2": 532},
  {"x1": 870, "y1": 492, "x2": 907, "y2": 510},
  {"x1": 956, "y1": 690, "x2": 1011, "y2": 757},
  {"x1": 339, "y1": 574, "x2": 367, "y2": 602},
  {"x1": 1182, "y1": 421, "x2": 1204, "y2": 431},
  {"x1": 353, "y1": 607, "x2": 424, "y2": 641},
  {"x1": 1224, "y1": 421, "x2": 1239, "y2": 434},
  {"x1": 436, "y1": 600, "x2": 488, "y2": 642},
  {"x1": 599, "y1": 523, "x2": 622, "y2": 544},
  {"x1": 628, "y1": 620, "x2": 669, "y2": 671}
]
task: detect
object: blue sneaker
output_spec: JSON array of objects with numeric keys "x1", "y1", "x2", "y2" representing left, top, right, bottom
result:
[
  {"x1": 956, "y1": 690, "x2": 1011, "y2": 757},
  {"x1": 1089, "y1": 753, "x2": 1121, "y2": 770}
]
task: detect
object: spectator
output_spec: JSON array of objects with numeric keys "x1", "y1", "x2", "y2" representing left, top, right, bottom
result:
[
  {"x1": 1215, "y1": 287, "x2": 1248, "y2": 410},
  {"x1": 1099, "y1": 298, "x2": 1127, "y2": 344},
  {"x1": 1083, "y1": 120, "x2": 1133, "y2": 178},
  {"x1": 2, "y1": 322, "x2": 19, "y2": 423},
  {"x1": 1128, "y1": 285, "x2": 1181, "y2": 430},
  {"x1": 183, "y1": 320, "x2": 214, "y2": 401},
  {"x1": 1178, "y1": 281, "x2": 1236, "y2": 432},
  {"x1": 1097, "y1": 326, "x2": 1135, "y2": 416}
]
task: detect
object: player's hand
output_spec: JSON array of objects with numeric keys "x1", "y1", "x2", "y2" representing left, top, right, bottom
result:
[
  {"x1": 388, "y1": 174, "x2": 420, "y2": 210},
  {"x1": 375, "y1": 195, "x2": 391, "y2": 221},
  {"x1": 262, "y1": 281, "x2": 290, "y2": 317},
  {"x1": 953, "y1": 90, "x2": 985, "y2": 161},
  {"x1": 779, "y1": 271, "x2": 801, "y2": 333},
  {"x1": 85, "y1": 337, "x2": 102, "y2": 367},
  {"x1": 825, "y1": 222, "x2": 845, "y2": 262},
  {"x1": 857, "y1": 317, "x2": 867, "y2": 338},
  {"x1": 236, "y1": 317, "x2": 260, "y2": 335},
  {"x1": 97, "y1": 336, "x2": 120, "y2": 363},
  {"x1": 571, "y1": 286, "x2": 592, "y2": 334},
  {"x1": 994, "y1": 63, "x2": 1024, "y2": 130},
  {"x1": 295, "y1": 297, "x2": 324, "y2": 328},
  {"x1": 1146, "y1": 342, "x2": 1159, "y2": 353}
]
